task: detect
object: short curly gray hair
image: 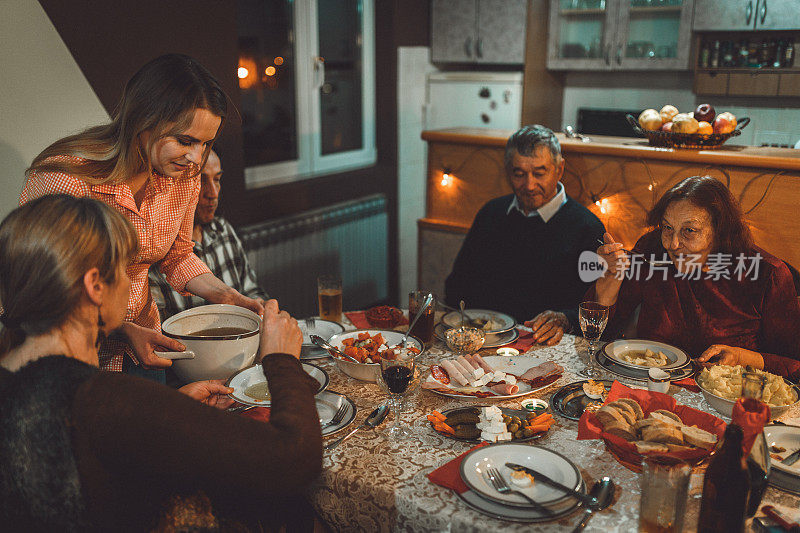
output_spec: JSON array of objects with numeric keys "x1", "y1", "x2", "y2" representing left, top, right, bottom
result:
[{"x1": 504, "y1": 125, "x2": 562, "y2": 173}]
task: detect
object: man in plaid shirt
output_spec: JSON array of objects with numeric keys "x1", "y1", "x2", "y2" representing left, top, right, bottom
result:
[{"x1": 149, "y1": 150, "x2": 268, "y2": 320}]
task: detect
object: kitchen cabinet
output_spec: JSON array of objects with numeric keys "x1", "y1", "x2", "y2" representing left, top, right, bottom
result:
[
  {"x1": 728, "y1": 72, "x2": 780, "y2": 95},
  {"x1": 430, "y1": 0, "x2": 527, "y2": 65},
  {"x1": 547, "y1": 0, "x2": 695, "y2": 71},
  {"x1": 694, "y1": 71, "x2": 729, "y2": 95},
  {"x1": 779, "y1": 73, "x2": 800, "y2": 96},
  {"x1": 694, "y1": 0, "x2": 800, "y2": 31}
]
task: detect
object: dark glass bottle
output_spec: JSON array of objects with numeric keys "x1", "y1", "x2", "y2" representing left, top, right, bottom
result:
[
  {"x1": 698, "y1": 425, "x2": 749, "y2": 533},
  {"x1": 722, "y1": 41, "x2": 734, "y2": 67},
  {"x1": 710, "y1": 40, "x2": 720, "y2": 68},
  {"x1": 738, "y1": 39, "x2": 749, "y2": 67},
  {"x1": 733, "y1": 372, "x2": 771, "y2": 518},
  {"x1": 700, "y1": 40, "x2": 710, "y2": 68},
  {"x1": 786, "y1": 39, "x2": 795, "y2": 68}
]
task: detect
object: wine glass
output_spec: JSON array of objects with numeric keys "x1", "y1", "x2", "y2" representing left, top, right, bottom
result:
[
  {"x1": 578, "y1": 301, "x2": 609, "y2": 378},
  {"x1": 379, "y1": 350, "x2": 416, "y2": 439}
]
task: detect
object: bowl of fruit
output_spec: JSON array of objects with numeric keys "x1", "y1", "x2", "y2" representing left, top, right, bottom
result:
[{"x1": 627, "y1": 104, "x2": 749, "y2": 149}]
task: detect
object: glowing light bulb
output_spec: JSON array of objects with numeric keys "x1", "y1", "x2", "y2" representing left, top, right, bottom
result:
[
  {"x1": 647, "y1": 184, "x2": 653, "y2": 191},
  {"x1": 595, "y1": 200, "x2": 601, "y2": 206},
  {"x1": 237, "y1": 67, "x2": 249, "y2": 79},
  {"x1": 440, "y1": 172, "x2": 452, "y2": 187},
  {"x1": 265, "y1": 66, "x2": 276, "y2": 76},
  {"x1": 274, "y1": 56, "x2": 284, "y2": 65}
]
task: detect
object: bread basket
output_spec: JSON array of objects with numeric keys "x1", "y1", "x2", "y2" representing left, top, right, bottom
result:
[{"x1": 626, "y1": 114, "x2": 750, "y2": 149}]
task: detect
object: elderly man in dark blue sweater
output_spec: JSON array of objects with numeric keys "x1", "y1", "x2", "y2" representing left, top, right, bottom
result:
[{"x1": 445, "y1": 125, "x2": 605, "y2": 346}]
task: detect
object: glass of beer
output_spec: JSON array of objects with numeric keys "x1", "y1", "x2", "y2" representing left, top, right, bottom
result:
[
  {"x1": 317, "y1": 275, "x2": 342, "y2": 323},
  {"x1": 408, "y1": 291, "x2": 435, "y2": 344}
]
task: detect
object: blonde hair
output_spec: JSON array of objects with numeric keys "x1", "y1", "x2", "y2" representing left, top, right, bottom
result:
[
  {"x1": 27, "y1": 54, "x2": 227, "y2": 184},
  {"x1": 0, "y1": 195, "x2": 138, "y2": 353}
]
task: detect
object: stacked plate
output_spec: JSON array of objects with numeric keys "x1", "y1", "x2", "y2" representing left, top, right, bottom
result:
[
  {"x1": 596, "y1": 339, "x2": 694, "y2": 382},
  {"x1": 317, "y1": 391, "x2": 357, "y2": 437},
  {"x1": 765, "y1": 425, "x2": 800, "y2": 494},
  {"x1": 456, "y1": 443, "x2": 587, "y2": 522},
  {"x1": 438, "y1": 309, "x2": 519, "y2": 349},
  {"x1": 299, "y1": 318, "x2": 344, "y2": 359}
]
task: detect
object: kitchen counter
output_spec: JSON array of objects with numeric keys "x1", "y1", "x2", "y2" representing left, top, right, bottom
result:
[{"x1": 421, "y1": 128, "x2": 800, "y2": 172}]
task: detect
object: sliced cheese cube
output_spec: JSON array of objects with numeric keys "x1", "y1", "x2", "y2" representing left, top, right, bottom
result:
[
  {"x1": 471, "y1": 367, "x2": 485, "y2": 380},
  {"x1": 492, "y1": 371, "x2": 507, "y2": 382},
  {"x1": 481, "y1": 430, "x2": 501, "y2": 442},
  {"x1": 480, "y1": 406, "x2": 502, "y2": 419},
  {"x1": 504, "y1": 375, "x2": 517, "y2": 385},
  {"x1": 496, "y1": 431, "x2": 512, "y2": 441}
]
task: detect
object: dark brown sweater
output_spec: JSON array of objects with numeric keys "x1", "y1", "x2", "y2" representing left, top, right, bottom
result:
[{"x1": 0, "y1": 354, "x2": 323, "y2": 531}]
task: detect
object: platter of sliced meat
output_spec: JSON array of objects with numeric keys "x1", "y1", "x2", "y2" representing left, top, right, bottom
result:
[{"x1": 421, "y1": 353, "x2": 564, "y2": 399}]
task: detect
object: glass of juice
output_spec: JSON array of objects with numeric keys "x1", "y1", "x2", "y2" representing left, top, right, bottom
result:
[{"x1": 317, "y1": 275, "x2": 342, "y2": 323}]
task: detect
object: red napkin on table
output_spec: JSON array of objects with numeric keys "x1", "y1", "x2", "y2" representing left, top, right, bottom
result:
[
  {"x1": 345, "y1": 311, "x2": 409, "y2": 330},
  {"x1": 577, "y1": 381, "x2": 727, "y2": 472},
  {"x1": 240, "y1": 407, "x2": 270, "y2": 423},
  {"x1": 671, "y1": 377, "x2": 700, "y2": 392},
  {"x1": 427, "y1": 443, "x2": 489, "y2": 494},
  {"x1": 498, "y1": 328, "x2": 538, "y2": 352}
]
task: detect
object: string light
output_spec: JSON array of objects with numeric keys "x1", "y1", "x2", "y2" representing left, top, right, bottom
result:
[
  {"x1": 274, "y1": 56, "x2": 284, "y2": 65},
  {"x1": 237, "y1": 66, "x2": 249, "y2": 79},
  {"x1": 595, "y1": 198, "x2": 609, "y2": 214},
  {"x1": 440, "y1": 172, "x2": 452, "y2": 187},
  {"x1": 265, "y1": 66, "x2": 276, "y2": 76}
]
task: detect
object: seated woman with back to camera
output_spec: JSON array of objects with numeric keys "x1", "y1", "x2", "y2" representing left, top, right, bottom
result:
[
  {"x1": 0, "y1": 195, "x2": 322, "y2": 531},
  {"x1": 591, "y1": 175, "x2": 800, "y2": 381}
]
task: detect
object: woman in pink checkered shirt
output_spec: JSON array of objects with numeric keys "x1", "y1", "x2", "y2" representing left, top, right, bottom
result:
[{"x1": 20, "y1": 54, "x2": 265, "y2": 375}]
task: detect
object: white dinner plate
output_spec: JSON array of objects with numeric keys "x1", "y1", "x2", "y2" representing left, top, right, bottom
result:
[
  {"x1": 423, "y1": 355, "x2": 562, "y2": 400},
  {"x1": 764, "y1": 425, "x2": 800, "y2": 477},
  {"x1": 317, "y1": 390, "x2": 357, "y2": 437},
  {"x1": 456, "y1": 479, "x2": 585, "y2": 522},
  {"x1": 602, "y1": 339, "x2": 690, "y2": 371},
  {"x1": 460, "y1": 443, "x2": 582, "y2": 508},
  {"x1": 299, "y1": 318, "x2": 345, "y2": 359},
  {"x1": 594, "y1": 351, "x2": 695, "y2": 383},
  {"x1": 226, "y1": 362, "x2": 329, "y2": 407},
  {"x1": 442, "y1": 309, "x2": 517, "y2": 335},
  {"x1": 434, "y1": 323, "x2": 520, "y2": 349}
]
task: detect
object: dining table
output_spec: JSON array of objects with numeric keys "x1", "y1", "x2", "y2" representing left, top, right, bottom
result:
[{"x1": 305, "y1": 314, "x2": 800, "y2": 532}]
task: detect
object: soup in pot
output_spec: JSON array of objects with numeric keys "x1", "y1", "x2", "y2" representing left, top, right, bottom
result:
[{"x1": 189, "y1": 326, "x2": 254, "y2": 337}]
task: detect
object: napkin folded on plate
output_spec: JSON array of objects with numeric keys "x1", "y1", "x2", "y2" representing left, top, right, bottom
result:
[
  {"x1": 577, "y1": 381, "x2": 726, "y2": 472},
  {"x1": 345, "y1": 311, "x2": 409, "y2": 330},
  {"x1": 427, "y1": 443, "x2": 489, "y2": 493}
]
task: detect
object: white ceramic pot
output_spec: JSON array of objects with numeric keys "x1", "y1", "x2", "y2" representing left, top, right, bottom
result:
[{"x1": 158, "y1": 304, "x2": 260, "y2": 383}]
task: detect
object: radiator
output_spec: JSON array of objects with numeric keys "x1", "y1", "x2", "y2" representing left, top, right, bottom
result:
[{"x1": 239, "y1": 194, "x2": 388, "y2": 318}]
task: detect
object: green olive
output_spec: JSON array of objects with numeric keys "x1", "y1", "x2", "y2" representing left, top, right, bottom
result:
[
  {"x1": 514, "y1": 430, "x2": 525, "y2": 439},
  {"x1": 526, "y1": 412, "x2": 537, "y2": 421},
  {"x1": 523, "y1": 428, "x2": 534, "y2": 438},
  {"x1": 502, "y1": 415, "x2": 511, "y2": 424},
  {"x1": 507, "y1": 423, "x2": 520, "y2": 433},
  {"x1": 511, "y1": 416, "x2": 522, "y2": 426}
]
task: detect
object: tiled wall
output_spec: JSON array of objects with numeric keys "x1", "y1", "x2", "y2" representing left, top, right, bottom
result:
[
  {"x1": 397, "y1": 47, "x2": 436, "y2": 302},
  {"x1": 561, "y1": 71, "x2": 800, "y2": 147}
]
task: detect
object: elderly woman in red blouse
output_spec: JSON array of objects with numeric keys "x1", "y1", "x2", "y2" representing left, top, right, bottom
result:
[
  {"x1": 593, "y1": 175, "x2": 800, "y2": 381},
  {"x1": 20, "y1": 54, "x2": 264, "y2": 377}
]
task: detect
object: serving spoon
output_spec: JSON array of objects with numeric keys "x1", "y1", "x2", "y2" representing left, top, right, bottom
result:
[
  {"x1": 397, "y1": 292, "x2": 434, "y2": 348},
  {"x1": 310, "y1": 334, "x2": 360, "y2": 363}
]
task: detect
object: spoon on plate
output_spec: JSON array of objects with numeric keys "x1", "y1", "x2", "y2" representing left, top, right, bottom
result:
[
  {"x1": 310, "y1": 334, "x2": 360, "y2": 363},
  {"x1": 572, "y1": 477, "x2": 615, "y2": 532},
  {"x1": 324, "y1": 404, "x2": 389, "y2": 450}
]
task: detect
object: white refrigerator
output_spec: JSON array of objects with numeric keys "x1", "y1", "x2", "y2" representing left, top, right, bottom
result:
[{"x1": 424, "y1": 71, "x2": 523, "y2": 131}]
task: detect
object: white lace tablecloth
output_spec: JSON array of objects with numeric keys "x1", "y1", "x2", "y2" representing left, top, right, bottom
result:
[{"x1": 306, "y1": 323, "x2": 800, "y2": 532}]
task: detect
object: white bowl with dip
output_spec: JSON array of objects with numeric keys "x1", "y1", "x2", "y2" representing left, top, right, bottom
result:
[{"x1": 158, "y1": 304, "x2": 260, "y2": 383}]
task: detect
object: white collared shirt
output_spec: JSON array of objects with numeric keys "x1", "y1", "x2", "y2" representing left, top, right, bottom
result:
[{"x1": 506, "y1": 182, "x2": 567, "y2": 223}]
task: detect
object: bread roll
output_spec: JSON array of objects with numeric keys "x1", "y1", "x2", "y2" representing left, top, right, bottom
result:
[
  {"x1": 650, "y1": 412, "x2": 682, "y2": 427},
  {"x1": 634, "y1": 418, "x2": 667, "y2": 432},
  {"x1": 607, "y1": 401, "x2": 637, "y2": 425},
  {"x1": 616, "y1": 398, "x2": 644, "y2": 420},
  {"x1": 634, "y1": 441, "x2": 669, "y2": 453},
  {"x1": 651, "y1": 409, "x2": 682, "y2": 425},
  {"x1": 603, "y1": 421, "x2": 638, "y2": 441},
  {"x1": 681, "y1": 425, "x2": 718, "y2": 450},
  {"x1": 641, "y1": 425, "x2": 684, "y2": 445},
  {"x1": 664, "y1": 443, "x2": 695, "y2": 453},
  {"x1": 596, "y1": 405, "x2": 628, "y2": 428}
]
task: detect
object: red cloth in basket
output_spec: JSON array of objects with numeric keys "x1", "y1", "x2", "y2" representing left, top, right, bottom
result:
[{"x1": 577, "y1": 381, "x2": 726, "y2": 472}]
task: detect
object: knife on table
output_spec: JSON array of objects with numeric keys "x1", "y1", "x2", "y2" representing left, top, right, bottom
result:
[
  {"x1": 781, "y1": 448, "x2": 800, "y2": 466},
  {"x1": 505, "y1": 463, "x2": 597, "y2": 507}
]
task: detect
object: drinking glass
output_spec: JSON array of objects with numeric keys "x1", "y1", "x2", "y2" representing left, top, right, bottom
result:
[
  {"x1": 379, "y1": 350, "x2": 416, "y2": 439},
  {"x1": 638, "y1": 457, "x2": 691, "y2": 533},
  {"x1": 408, "y1": 290, "x2": 435, "y2": 344},
  {"x1": 578, "y1": 301, "x2": 609, "y2": 378},
  {"x1": 317, "y1": 275, "x2": 342, "y2": 323}
]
